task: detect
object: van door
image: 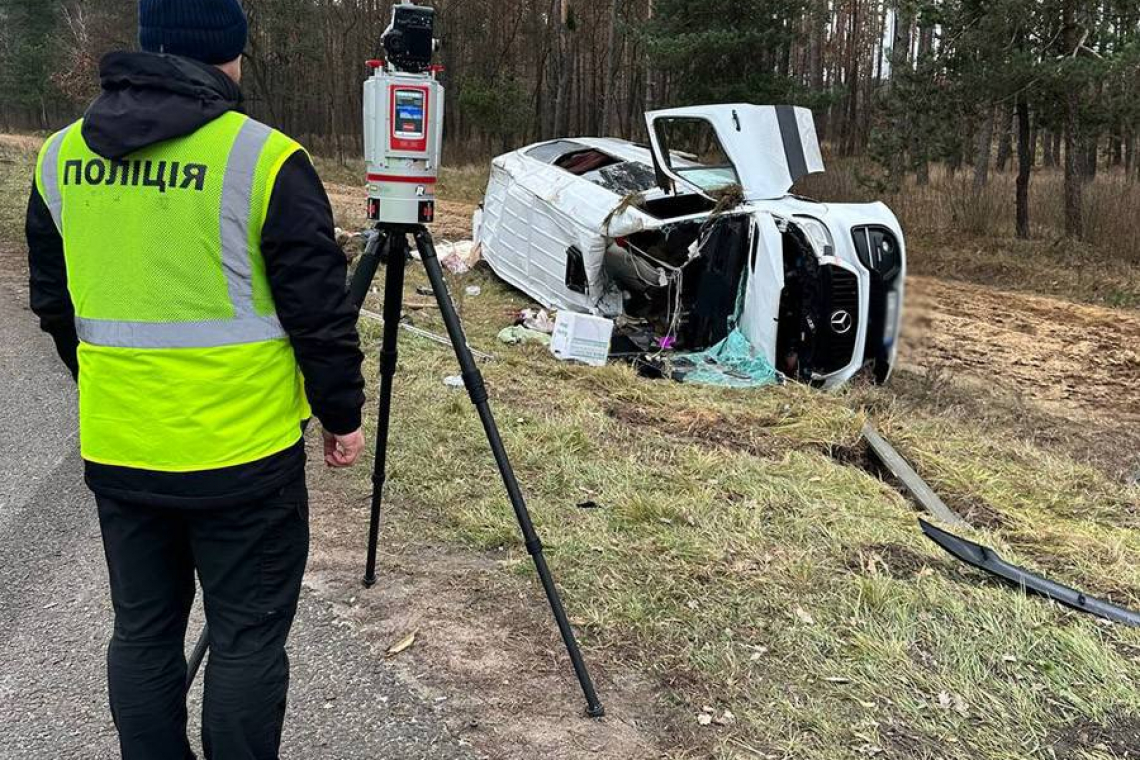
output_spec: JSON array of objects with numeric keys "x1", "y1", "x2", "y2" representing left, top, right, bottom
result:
[{"x1": 644, "y1": 105, "x2": 824, "y2": 201}]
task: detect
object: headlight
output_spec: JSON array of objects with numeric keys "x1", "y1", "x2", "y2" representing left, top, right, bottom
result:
[{"x1": 793, "y1": 216, "x2": 834, "y2": 257}]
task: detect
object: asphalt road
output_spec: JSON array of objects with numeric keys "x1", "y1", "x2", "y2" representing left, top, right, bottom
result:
[{"x1": 0, "y1": 268, "x2": 477, "y2": 759}]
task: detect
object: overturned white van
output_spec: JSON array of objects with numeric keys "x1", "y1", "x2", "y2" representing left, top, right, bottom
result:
[{"x1": 472, "y1": 104, "x2": 906, "y2": 388}]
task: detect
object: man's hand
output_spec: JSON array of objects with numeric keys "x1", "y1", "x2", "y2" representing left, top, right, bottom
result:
[{"x1": 322, "y1": 428, "x2": 365, "y2": 468}]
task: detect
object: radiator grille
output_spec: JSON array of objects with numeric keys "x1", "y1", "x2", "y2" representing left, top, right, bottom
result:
[{"x1": 817, "y1": 265, "x2": 859, "y2": 374}]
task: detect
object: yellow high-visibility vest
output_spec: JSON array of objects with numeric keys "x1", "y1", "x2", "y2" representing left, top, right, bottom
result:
[{"x1": 35, "y1": 112, "x2": 311, "y2": 471}]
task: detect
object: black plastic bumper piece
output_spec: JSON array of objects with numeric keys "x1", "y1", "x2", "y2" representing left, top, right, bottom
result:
[{"x1": 919, "y1": 519, "x2": 1140, "y2": 627}]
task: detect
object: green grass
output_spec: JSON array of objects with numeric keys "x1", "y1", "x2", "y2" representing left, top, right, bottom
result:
[
  {"x1": 3, "y1": 134, "x2": 1137, "y2": 757},
  {"x1": 354, "y1": 262, "x2": 1140, "y2": 759}
]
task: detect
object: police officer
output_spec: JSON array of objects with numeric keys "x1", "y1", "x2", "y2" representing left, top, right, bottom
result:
[{"x1": 25, "y1": 1, "x2": 366, "y2": 757}]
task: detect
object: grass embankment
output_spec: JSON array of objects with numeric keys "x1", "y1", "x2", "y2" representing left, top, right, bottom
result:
[
  {"x1": 4, "y1": 136, "x2": 1138, "y2": 758},
  {"x1": 345, "y1": 261, "x2": 1140, "y2": 758}
]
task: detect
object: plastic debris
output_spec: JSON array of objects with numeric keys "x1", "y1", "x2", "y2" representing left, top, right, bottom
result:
[
  {"x1": 920, "y1": 519, "x2": 1140, "y2": 627},
  {"x1": 498, "y1": 326, "x2": 553, "y2": 346},
  {"x1": 439, "y1": 240, "x2": 482, "y2": 274},
  {"x1": 443, "y1": 375, "x2": 464, "y2": 388},
  {"x1": 465, "y1": 285, "x2": 482, "y2": 297},
  {"x1": 519, "y1": 308, "x2": 556, "y2": 334},
  {"x1": 668, "y1": 329, "x2": 779, "y2": 388}
]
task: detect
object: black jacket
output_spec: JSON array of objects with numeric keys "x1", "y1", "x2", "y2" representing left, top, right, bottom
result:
[{"x1": 26, "y1": 52, "x2": 365, "y2": 508}]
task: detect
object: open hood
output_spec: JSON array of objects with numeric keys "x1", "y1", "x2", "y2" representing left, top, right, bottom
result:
[{"x1": 644, "y1": 104, "x2": 824, "y2": 201}]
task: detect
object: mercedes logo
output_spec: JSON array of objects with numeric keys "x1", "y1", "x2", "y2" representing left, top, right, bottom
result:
[{"x1": 830, "y1": 310, "x2": 853, "y2": 334}]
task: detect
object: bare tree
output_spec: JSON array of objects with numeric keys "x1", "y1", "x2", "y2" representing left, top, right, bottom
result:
[
  {"x1": 1062, "y1": 0, "x2": 1084, "y2": 239},
  {"x1": 600, "y1": 0, "x2": 619, "y2": 136}
]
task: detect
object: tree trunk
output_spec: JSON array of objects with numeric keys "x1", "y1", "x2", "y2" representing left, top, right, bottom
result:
[
  {"x1": 995, "y1": 102, "x2": 1014, "y2": 171},
  {"x1": 1125, "y1": 130, "x2": 1135, "y2": 179},
  {"x1": 600, "y1": 0, "x2": 620, "y2": 136},
  {"x1": 1064, "y1": 93, "x2": 1083, "y2": 238},
  {"x1": 553, "y1": 0, "x2": 572, "y2": 137},
  {"x1": 842, "y1": 3, "x2": 861, "y2": 157},
  {"x1": 913, "y1": 21, "x2": 934, "y2": 185},
  {"x1": 1109, "y1": 128, "x2": 1123, "y2": 167},
  {"x1": 644, "y1": 0, "x2": 658, "y2": 111},
  {"x1": 809, "y1": 0, "x2": 826, "y2": 90},
  {"x1": 887, "y1": 2, "x2": 912, "y2": 184},
  {"x1": 1062, "y1": 1, "x2": 1083, "y2": 238},
  {"x1": 1016, "y1": 95, "x2": 1031, "y2": 239},
  {"x1": 973, "y1": 106, "x2": 995, "y2": 191},
  {"x1": 1082, "y1": 136, "x2": 1098, "y2": 181}
]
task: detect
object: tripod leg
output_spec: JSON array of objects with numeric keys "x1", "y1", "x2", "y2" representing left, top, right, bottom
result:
[
  {"x1": 412, "y1": 227, "x2": 605, "y2": 718},
  {"x1": 363, "y1": 233, "x2": 408, "y2": 588},
  {"x1": 186, "y1": 622, "x2": 209, "y2": 690},
  {"x1": 348, "y1": 228, "x2": 391, "y2": 311}
]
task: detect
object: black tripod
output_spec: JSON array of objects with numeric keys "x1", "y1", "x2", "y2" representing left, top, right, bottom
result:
[{"x1": 348, "y1": 223, "x2": 605, "y2": 718}]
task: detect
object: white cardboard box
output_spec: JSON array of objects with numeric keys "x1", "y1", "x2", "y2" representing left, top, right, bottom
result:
[{"x1": 549, "y1": 312, "x2": 614, "y2": 367}]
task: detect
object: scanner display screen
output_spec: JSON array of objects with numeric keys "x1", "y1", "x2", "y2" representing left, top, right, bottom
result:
[{"x1": 395, "y1": 90, "x2": 426, "y2": 137}]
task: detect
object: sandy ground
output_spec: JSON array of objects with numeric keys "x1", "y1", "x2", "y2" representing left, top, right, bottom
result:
[
  {"x1": 900, "y1": 274, "x2": 1140, "y2": 428},
  {"x1": 303, "y1": 464, "x2": 674, "y2": 759}
]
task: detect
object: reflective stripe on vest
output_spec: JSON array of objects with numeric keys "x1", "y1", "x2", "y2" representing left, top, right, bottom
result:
[
  {"x1": 75, "y1": 314, "x2": 287, "y2": 349},
  {"x1": 222, "y1": 118, "x2": 274, "y2": 320},
  {"x1": 39, "y1": 117, "x2": 288, "y2": 348},
  {"x1": 39, "y1": 124, "x2": 76, "y2": 233}
]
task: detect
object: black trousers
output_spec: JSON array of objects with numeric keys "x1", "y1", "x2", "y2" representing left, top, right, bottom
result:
[{"x1": 95, "y1": 476, "x2": 310, "y2": 760}]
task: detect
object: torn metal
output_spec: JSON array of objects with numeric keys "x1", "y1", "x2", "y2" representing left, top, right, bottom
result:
[{"x1": 919, "y1": 519, "x2": 1140, "y2": 627}]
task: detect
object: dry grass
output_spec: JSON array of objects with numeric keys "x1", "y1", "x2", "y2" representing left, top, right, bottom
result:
[{"x1": 0, "y1": 141, "x2": 37, "y2": 243}]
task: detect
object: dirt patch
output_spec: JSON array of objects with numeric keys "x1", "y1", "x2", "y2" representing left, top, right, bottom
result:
[
  {"x1": 901, "y1": 275, "x2": 1140, "y2": 430},
  {"x1": 1049, "y1": 713, "x2": 1140, "y2": 758},
  {"x1": 303, "y1": 440, "x2": 676, "y2": 760},
  {"x1": 951, "y1": 497, "x2": 1009, "y2": 530},
  {"x1": 879, "y1": 722, "x2": 949, "y2": 760},
  {"x1": 0, "y1": 243, "x2": 33, "y2": 304},
  {"x1": 605, "y1": 402, "x2": 797, "y2": 460},
  {"x1": 844, "y1": 543, "x2": 941, "y2": 580}
]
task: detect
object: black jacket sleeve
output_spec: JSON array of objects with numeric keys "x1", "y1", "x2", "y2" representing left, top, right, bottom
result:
[
  {"x1": 26, "y1": 179, "x2": 79, "y2": 381},
  {"x1": 262, "y1": 151, "x2": 365, "y2": 435}
]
